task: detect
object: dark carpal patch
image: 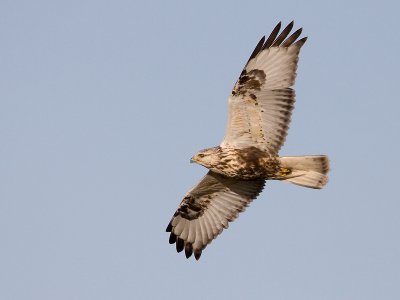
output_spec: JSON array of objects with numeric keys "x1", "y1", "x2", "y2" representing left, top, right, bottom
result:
[
  {"x1": 233, "y1": 69, "x2": 266, "y2": 97},
  {"x1": 176, "y1": 195, "x2": 208, "y2": 220}
]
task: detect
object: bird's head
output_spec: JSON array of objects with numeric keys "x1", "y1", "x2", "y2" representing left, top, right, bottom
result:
[{"x1": 190, "y1": 147, "x2": 221, "y2": 168}]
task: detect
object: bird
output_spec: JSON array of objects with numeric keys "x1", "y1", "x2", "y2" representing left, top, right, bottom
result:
[{"x1": 166, "y1": 21, "x2": 330, "y2": 260}]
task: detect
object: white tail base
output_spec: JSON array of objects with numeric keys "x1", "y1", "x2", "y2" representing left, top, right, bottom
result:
[{"x1": 279, "y1": 155, "x2": 329, "y2": 189}]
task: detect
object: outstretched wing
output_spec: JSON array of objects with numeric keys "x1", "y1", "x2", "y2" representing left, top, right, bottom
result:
[
  {"x1": 166, "y1": 171, "x2": 265, "y2": 260},
  {"x1": 220, "y1": 21, "x2": 307, "y2": 154}
]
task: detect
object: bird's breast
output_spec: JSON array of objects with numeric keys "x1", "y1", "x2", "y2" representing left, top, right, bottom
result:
[{"x1": 210, "y1": 147, "x2": 280, "y2": 180}]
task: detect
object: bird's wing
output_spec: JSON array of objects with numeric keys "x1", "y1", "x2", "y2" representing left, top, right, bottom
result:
[
  {"x1": 220, "y1": 21, "x2": 307, "y2": 154},
  {"x1": 166, "y1": 171, "x2": 265, "y2": 260}
]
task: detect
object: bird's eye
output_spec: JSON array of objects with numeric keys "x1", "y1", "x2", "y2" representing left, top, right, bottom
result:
[{"x1": 198, "y1": 154, "x2": 205, "y2": 158}]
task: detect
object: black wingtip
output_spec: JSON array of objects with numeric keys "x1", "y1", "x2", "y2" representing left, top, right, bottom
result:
[
  {"x1": 194, "y1": 249, "x2": 202, "y2": 260},
  {"x1": 176, "y1": 238, "x2": 184, "y2": 253},
  {"x1": 247, "y1": 36, "x2": 266, "y2": 63},
  {"x1": 264, "y1": 21, "x2": 282, "y2": 49},
  {"x1": 169, "y1": 232, "x2": 177, "y2": 244},
  {"x1": 185, "y1": 243, "x2": 193, "y2": 259},
  {"x1": 243, "y1": 21, "x2": 305, "y2": 68},
  {"x1": 274, "y1": 21, "x2": 282, "y2": 32},
  {"x1": 282, "y1": 27, "x2": 303, "y2": 47},
  {"x1": 287, "y1": 20, "x2": 295, "y2": 30},
  {"x1": 166, "y1": 222, "x2": 172, "y2": 232},
  {"x1": 294, "y1": 36, "x2": 308, "y2": 48},
  {"x1": 272, "y1": 21, "x2": 294, "y2": 47}
]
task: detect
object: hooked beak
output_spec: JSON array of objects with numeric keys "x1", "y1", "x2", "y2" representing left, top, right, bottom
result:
[{"x1": 190, "y1": 157, "x2": 196, "y2": 164}]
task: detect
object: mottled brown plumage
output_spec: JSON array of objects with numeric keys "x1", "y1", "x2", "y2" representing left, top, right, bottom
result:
[
  {"x1": 191, "y1": 146, "x2": 281, "y2": 180},
  {"x1": 166, "y1": 22, "x2": 330, "y2": 260}
]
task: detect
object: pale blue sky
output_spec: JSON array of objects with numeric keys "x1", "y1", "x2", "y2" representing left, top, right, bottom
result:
[{"x1": 1, "y1": 0, "x2": 399, "y2": 299}]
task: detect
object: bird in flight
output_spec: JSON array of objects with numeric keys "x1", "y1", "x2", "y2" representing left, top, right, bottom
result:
[{"x1": 166, "y1": 21, "x2": 329, "y2": 260}]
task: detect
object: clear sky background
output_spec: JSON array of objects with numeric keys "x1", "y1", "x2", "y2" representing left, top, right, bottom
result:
[{"x1": 1, "y1": 0, "x2": 399, "y2": 299}]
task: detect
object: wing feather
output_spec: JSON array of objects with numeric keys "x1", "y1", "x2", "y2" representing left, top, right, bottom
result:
[
  {"x1": 272, "y1": 21, "x2": 294, "y2": 46},
  {"x1": 202, "y1": 213, "x2": 215, "y2": 240},
  {"x1": 180, "y1": 220, "x2": 190, "y2": 241},
  {"x1": 166, "y1": 171, "x2": 265, "y2": 259},
  {"x1": 282, "y1": 28, "x2": 303, "y2": 47},
  {"x1": 263, "y1": 22, "x2": 281, "y2": 49},
  {"x1": 221, "y1": 22, "x2": 306, "y2": 153},
  {"x1": 187, "y1": 220, "x2": 196, "y2": 244},
  {"x1": 197, "y1": 217, "x2": 208, "y2": 247}
]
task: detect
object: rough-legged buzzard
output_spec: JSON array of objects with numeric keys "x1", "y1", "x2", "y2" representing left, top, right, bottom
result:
[{"x1": 166, "y1": 22, "x2": 330, "y2": 260}]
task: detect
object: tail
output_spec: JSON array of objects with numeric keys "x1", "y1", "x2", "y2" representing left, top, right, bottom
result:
[{"x1": 278, "y1": 155, "x2": 330, "y2": 189}]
